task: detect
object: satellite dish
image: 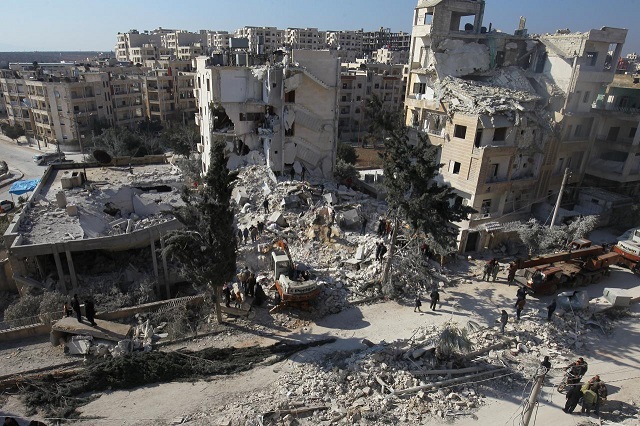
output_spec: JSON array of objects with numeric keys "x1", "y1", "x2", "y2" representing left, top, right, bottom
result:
[{"x1": 93, "y1": 150, "x2": 112, "y2": 164}]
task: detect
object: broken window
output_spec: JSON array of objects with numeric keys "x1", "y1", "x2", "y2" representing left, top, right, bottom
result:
[
  {"x1": 454, "y1": 125, "x2": 467, "y2": 139},
  {"x1": 586, "y1": 52, "x2": 598, "y2": 67},
  {"x1": 342, "y1": 83, "x2": 348, "y2": 89},
  {"x1": 474, "y1": 130, "x2": 483, "y2": 148},
  {"x1": 583, "y1": 91, "x2": 591, "y2": 103},
  {"x1": 607, "y1": 126, "x2": 620, "y2": 142},
  {"x1": 493, "y1": 127, "x2": 507, "y2": 142},
  {"x1": 574, "y1": 124, "x2": 583, "y2": 138},
  {"x1": 451, "y1": 161, "x2": 461, "y2": 174},
  {"x1": 285, "y1": 123, "x2": 295, "y2": 136},
  {"x1": 490, "y1": 164, "x2": 499, "y2": 177},
  {"x1": 412, "y1": 82, "x2": 426, "y2": 94},
  {"x1": 285, "y1": 90, "x2": 295, "y2": 103},
  {"x1": 481, "y1": 199, "x2": 492, "y2": 214}
]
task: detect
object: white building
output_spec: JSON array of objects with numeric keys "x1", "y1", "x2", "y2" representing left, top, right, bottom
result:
[{"x1": 195, "y1": 50, "x2": 340, "y2": 177}]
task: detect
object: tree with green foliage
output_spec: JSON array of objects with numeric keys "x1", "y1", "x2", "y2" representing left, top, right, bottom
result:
[
  {"x1": 364, "y1": 94, "x2": 397, "y2": 148},
  {"x1": 92, "y1": 126, "x2": 163, "y2": 158},
  {"x1": 337, "y1": 142, "x2": 358, "y2": 164},
  {"x1": 333, "y1": 159, "x2": 359, "y2": 186},
  {"x1": 1, "y1": 124, "x2": 25, "y2": 143},
  {"x1": 162, "y1": 138, "x2": 237, "y2": 323},
  {"x1": 371, "y1": 103, "x2": 475, "y2": 295},
  {"x1": 510, "y1": 215, "x2": 599, "y2": 257}
]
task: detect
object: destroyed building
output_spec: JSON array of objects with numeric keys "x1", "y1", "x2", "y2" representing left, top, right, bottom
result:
[
  {"x1": 2, "y1": 160, "x2": 185, "y2": 295},
  {"x1": 195, "y1": 50, "x2": 340, "y2": 178},
  {"x1": 404, "y1": 0, "x2": 628, "y2": 252}
]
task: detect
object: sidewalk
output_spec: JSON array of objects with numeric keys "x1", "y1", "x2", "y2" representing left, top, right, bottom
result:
[
  {"x1": 0, "y1": 133, "x2": 58, "y2": 154},
  {"x1": 0, "y1": 169, "x2": 25, "y2": 190}
]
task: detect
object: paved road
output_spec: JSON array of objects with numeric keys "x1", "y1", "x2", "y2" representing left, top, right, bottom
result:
[{"x1": 0, "y1": 134, "x2": 82, "y2": 200}]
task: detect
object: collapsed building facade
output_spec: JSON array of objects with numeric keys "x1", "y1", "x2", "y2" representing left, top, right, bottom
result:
[
  {"x1": 404, "y1": 0, "x2": 628, "y2": 252},
  {"x1": 195, "y1": 50, "x2": 340, "y2": 177},
  {"x1": 2, "y1": 160, "x2": 185, "y2": 295}
]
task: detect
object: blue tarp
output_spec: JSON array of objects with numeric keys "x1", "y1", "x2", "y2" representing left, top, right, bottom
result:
[{"x1": 9, "y1": 179, "x2": 40, "y2": 195}]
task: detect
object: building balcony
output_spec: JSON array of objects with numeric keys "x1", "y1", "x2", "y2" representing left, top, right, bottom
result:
[{"x1": 594, "y1": 135, "x2": 637, "y2": 150}]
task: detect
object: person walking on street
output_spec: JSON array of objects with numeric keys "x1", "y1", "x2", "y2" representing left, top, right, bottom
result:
[
  {"x1": 430, "y1": 289, "x2": 440, "y2": 310},
  {"x1": 242, "y1": 227, "x2": 249, "y2": 244},
  {"x1": 516, "y1": 298, "x2": 526, "y2": 320},
  {"x1": 72, "y1": 294, "x2": 82, "y2": 323},
  {"x1": 263, "y1": 198, "x2": 269, "y2": 214},
  {"x1": 482, "y1": 261, "x2": 492, "y2": 281},
  {"x1": 500, "y1": 310, "x2": 508, "y2": 334},
  {"x1": 414, "y1": 295, "x2": 422, "y2": 312},
  {"x1": 564, "y1": 382, "x2": 583, "y2": 414},
  {"x1": 547, "y1": 298, "x2": 557, "y2": 321},
  {"x1": 492, "y1": 261, "x2": 500, "y2": 282},
  {"x1": 84, "y1": 299, "x2": 97, "y2": 326},
  {"x1": 516, "y1": 287, "x2": 527, "y2": 303},
  {"x1": 507, "y1": 262, "x2": 517, "y2": 286}
]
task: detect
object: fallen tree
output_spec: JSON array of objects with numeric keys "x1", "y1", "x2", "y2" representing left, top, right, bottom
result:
[{"x1": 18, "y1": 337, "x2": 336, "y2": 418}]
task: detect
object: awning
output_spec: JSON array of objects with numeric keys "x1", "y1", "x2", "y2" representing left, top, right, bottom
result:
[
  {"x1": 9, "y1": 179, "x2": 40, "y2": 195},
  {"x1": 478, "y1": 115, "x2": 513, "y2": 129}
]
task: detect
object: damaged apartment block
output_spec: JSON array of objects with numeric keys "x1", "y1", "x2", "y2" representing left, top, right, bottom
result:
[
  {"x1": 195, "y1": 47, "x2": 340, "y2": 178},
  {"x1": 404, "y1": 0, "x2": 628, "y2": 253}
]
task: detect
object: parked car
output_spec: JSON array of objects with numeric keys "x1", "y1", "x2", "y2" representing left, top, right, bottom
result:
[
  {"x1": 47, "y1": 158, "x2": 74, "y2": 166},
  {"x1": 0, "y1": 200, "x2": 15, "y2": 213}
]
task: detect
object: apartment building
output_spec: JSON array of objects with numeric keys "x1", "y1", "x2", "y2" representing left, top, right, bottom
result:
[
  {"x1": 372, "y1": 47, "x2": 409, "y2": 65},
  {"x1": 207, "y1": 31, "x2": 232, "y2": 51},
  {"x1": 142, "y1": 60, "x2": 197, "y2": 124},
  {"x1": 116, "y1": 29, "x2": 169, "y2": 62},
  {"x1": 363, "y1": 28, "x2": 411, "y2": 54},
  {"x1": 403, "y1": 0, "x2": 627, "y2": 252},
  {"x1": 339, "y1": 62, "x2": 406, "y2": 142},
  {"x1": 287, "y1": 28, "x2": 327, "y2": 50},
  {"x1": 326, "y1": 30, "x2": 364, "y2": 52},
  {"x1": 195, "y1": 50, "x2": 339, "y2": 177},
  {"x1": 234, "y1": 27, "x2": 286, "y2": 54}
]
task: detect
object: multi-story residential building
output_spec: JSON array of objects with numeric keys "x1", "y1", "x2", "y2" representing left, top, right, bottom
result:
[
  {"x1": 142, "y1": 60, "x2": 197, "y2": 124},
  {"x1": 585, "y1": 74, "x2": 640, "y2": 198},
  {"x1": 207, "y1": 31, "x2": 232, "y2": 52},
  {"x1": 287, "y1": 28, "x2": 327, "y2": 50},
  {"x1": 403, "y1": 0, "x2": 627, "y2": 252},
  {"x1": 234, "y1": 27, "x2": 286, "y2": 54},
  {"x1": 326, "y1": 30, "x2": 364, "y2": 52},
  {"x1": 339, "y1": 61, "x2": 406, "y2": 142},
  {"x1": 363, "y1": 28, "x2": 411, "y2": 54},
  {"x1": 116, "y1": 29, "x2": 171, "y2": 62},
  {"x1": 195, "y1": 50, "x2": 339, "y2": 177},
  {"x1": 372, "y1": 47, "x2": 409, "y2": 65}
]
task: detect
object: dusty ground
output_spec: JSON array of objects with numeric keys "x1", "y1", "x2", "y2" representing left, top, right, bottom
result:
[{"x1": 2, "y1": 259, "x2": 639, "y2": 425}]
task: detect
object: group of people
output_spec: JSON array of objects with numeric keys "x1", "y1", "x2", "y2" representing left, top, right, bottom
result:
[
  {"x1": 375, "y1": 242, "x2": 388, "y2": 262},
  {"x1": 482, "y1": 258, "x2": 501, "y2": 282},
  {"x1": 237, "y1": 221, "x2": 265, "y2": 245},
  {"x1": 223, "y1": 266, "x2": 266, "y2": 309},
  {"x1": 377, "y1": 217, "x2": 392, "y2": 237},
  {"x1": 63, "y1": 294, "x2": 97, "y2": 327},
  {"x1": 562, "y1": 358, "x2": 608, "y2": 416},
  {"x1": 414, "y1": 289, "x2": 440, "y2": 312}
]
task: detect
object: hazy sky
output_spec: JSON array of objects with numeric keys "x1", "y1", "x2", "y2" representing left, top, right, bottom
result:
[{"x1": 1, "y1": 0, "x2": 638, "y2": 54}]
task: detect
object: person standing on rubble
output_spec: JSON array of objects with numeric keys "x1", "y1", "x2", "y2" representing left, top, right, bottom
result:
[
  {"x1": 263, "y1": 198, "x2": 269, "y2": 214},
  {"x1": 247, "y1": 272, "x2": 257, "y2": 298},
  {"x1": 507, "y1": 262, "x2": 517, "y2": 286},
  {"x1": 63, "y1": 301, "x2": 73, "y2": 318},
  {"x1": 84, "y1": 298, "x2": 97, "y2": 327},
  {"x1": 377, "y1": 218, "x2": 385, "y2": 236},
  {"x1": 237, "y1": 228, "x2": 244, "y2": 245},
  {"x1": 500, "y1": 310, "x2": 508, "y2": 333},
  {"x1": 72, "y1": 294, "x2": 82, "y2": 323},
  {"x1": 547, "y1": 298, "x2": 557, "y2": 321},
  {"x1": 516, "y1": 297, "x2": 526, "y2": 320},
  {"x1": 378, "y1": 243, "x2": 387, "y2": 262},
  {"x1": 430, "y1": 288, "x2": 440, "y2": 311},
  {"x1": 242, "y1": 227, "x2": 249, "y2": 244},
  {"x1": 290, "y1": 167, "x2": 295, "y2": 181},
  {"x1": 361, "y1": 216, "x2": 368, "y2": 235},
  {"x1": 257, "y1": 221, "x2": 264, "y2": 235},
  {"x1": 250, "y1": 225, "x2": 258, "y2": 243}
]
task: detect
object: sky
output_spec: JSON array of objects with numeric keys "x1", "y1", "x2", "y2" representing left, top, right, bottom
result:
[{"x1": 1, "y1": 0, "x2": 639, "y2": 55}]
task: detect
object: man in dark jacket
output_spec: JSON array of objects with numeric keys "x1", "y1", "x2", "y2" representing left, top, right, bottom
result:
[
  {"x1": 430, "y1": 289, "x2": 440, "y2": 310},
  {"x1": 84, "y1": 299, "x2": 97, "y2": 326},
  {"x1": 564, "y1": 382, "x2": 583, "y2": 413},
  {"x1": 72, "y1": 294, "x2": 82, "y2": 323}
]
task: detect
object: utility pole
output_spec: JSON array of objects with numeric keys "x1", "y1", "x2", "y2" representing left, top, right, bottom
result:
[
  {"x1": 550, "y1": 168, "x2": 570, "y2": 228},
  {"x1": 520, "y1": 370, "x2": 546, "y2": 426}
]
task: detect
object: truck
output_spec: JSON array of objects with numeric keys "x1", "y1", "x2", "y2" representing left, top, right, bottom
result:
[
  {"x1": 612, "y1": 227, "x2": 640, "y2": 272},
  {"x1": 512, "y1": 239, "x2": 621, "y2": 295},
  {"x1": 270, "y1": 248, "x2": 322, "y2": 312}
]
